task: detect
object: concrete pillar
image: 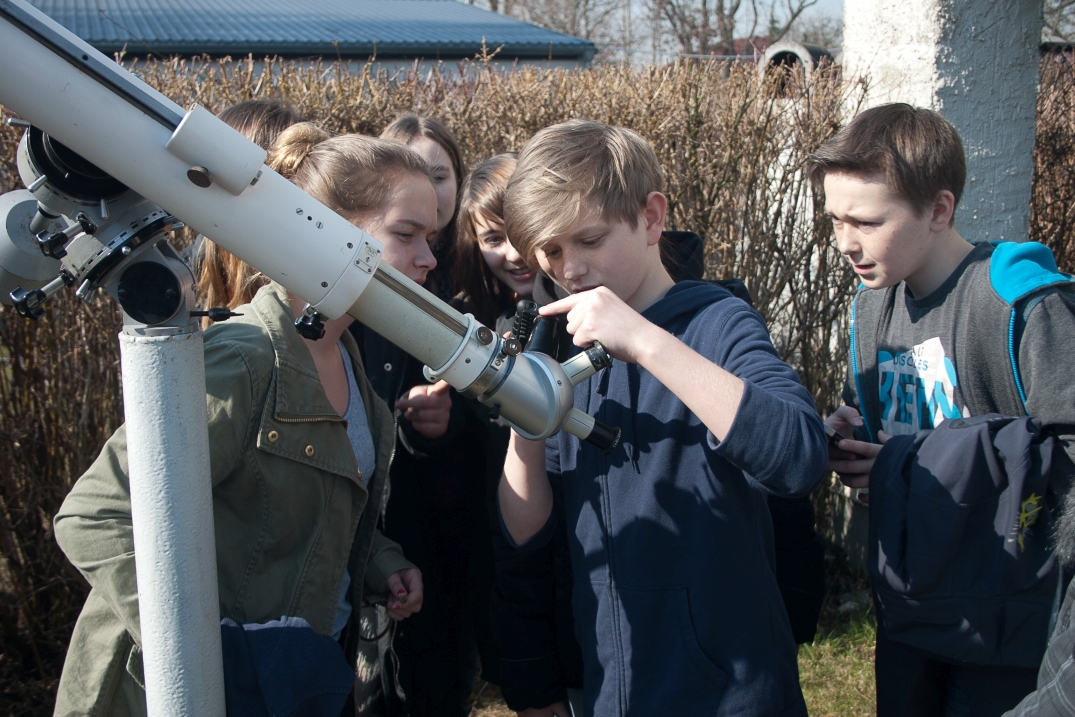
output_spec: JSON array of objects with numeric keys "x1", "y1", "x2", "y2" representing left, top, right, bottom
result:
[
  {"x1": 843, "y1": 0, "x2": 1041, "y2": 242},
  {"x1": 121, "y1": 328, "x2": 225, "y2": 717}
]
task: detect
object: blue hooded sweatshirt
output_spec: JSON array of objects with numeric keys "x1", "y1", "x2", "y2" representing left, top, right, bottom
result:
[{"x1": 534, "y1": 281, "x2": 827, "y2": 717}]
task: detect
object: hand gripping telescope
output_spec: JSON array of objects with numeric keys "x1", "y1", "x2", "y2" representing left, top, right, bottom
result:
[{"x1": 0, "y1": 0, "x2": 620, "y2": 452}]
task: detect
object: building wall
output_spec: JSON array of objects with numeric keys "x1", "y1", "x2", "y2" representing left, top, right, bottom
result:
[{"x1": 843, "y1": 0, "x2": 1041, "y2": 243}]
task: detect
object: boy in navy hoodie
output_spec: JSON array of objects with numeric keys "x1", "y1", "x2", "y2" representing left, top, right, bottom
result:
[
  {"x1": 812, "y1": 104, "x2": 1075, "y2": 717},
  {"x1": 498, "y1": 119, "x2": 828, "y2": 717}
]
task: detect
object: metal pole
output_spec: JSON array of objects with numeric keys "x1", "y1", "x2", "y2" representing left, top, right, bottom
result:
[{"x1": 120, "y1": 326, "x2": 225, "y2": 717}]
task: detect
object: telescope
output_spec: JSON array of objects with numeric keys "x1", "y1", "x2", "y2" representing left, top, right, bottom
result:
[
  {"x1": 0, "y1": 0, "x2": 618, "y2": 714},
  {"x1": 0, "y1": 115, "x2": 619, "y2": 446},
  {"x1": 0, "y1": 26, "x2": 619, "y2": 451}
]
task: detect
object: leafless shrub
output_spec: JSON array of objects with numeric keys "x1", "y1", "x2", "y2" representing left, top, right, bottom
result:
[{"x1": 1033, "y1": 54, "x2": 1075, "y2": 269}]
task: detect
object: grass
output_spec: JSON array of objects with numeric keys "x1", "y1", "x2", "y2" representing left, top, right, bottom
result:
[
  {"x1": 469, "y1": 614, "x2": 877, "y2": 717},
  {"x1": 800, "y1": 597, "x2": 876, "y2": 717},
  {"x1": 472, "y1": 683, "x2": 514, "y2": 717}
]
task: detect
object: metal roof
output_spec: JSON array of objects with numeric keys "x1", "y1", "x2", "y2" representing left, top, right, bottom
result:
[{"x1": 29, "y1": 0, "x2": 596, "y2": 61}]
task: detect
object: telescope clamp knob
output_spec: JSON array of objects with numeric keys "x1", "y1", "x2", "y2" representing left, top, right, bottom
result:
[{"x1": 294, "y1": 305, "x2": 326, "y2": 340}]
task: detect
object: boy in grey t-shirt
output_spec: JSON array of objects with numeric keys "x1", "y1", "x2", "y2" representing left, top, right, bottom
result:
[{"x1": 808, "y1": 103, "x2": 1075, "y2": 717}]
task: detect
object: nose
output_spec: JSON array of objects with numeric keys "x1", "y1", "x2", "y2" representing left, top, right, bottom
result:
[
  {"x1": 561, "y1": 248, "x2": 586, "y2": 281},
  {"x1": 416, "y1": 239, "x2": 437, "y2": 272},
  {"x1": 834, "y1": 223, "x2": 860, "y2": 258},
  {"x1": 503, "y1": 241, "x2": 524, "y2": 266}
]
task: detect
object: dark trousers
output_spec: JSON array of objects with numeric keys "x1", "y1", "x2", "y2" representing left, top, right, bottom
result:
[
  {"x1": 876, "y1": 620, "x2": 1039, "y2": 717},
  {"x1": 382, "y1": 416, "x2": 499, "y2": 717}
]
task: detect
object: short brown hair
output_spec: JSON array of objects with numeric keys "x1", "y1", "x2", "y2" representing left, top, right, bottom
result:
[
  {"x1": 504, "y1": 120, "x2": 664, "y2": 262},
  {"x1": 806, "y1": 103, "x2": 966, "y2": 218},
  {"x1": 452, "y1": 153, "x2": 519, "y2": 325}
]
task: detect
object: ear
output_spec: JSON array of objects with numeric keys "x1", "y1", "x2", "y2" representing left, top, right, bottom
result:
[
  {"x1": 643, "y1": 191, "x2": 668, "y2": 246},
  {"x1": 929, "y1": 190, "x2": 957, "y2": 231}
]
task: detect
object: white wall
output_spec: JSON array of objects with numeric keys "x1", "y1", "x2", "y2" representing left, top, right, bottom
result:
[{"x1": 843, "y1": 0, "x2": 1041, "y2": 242}]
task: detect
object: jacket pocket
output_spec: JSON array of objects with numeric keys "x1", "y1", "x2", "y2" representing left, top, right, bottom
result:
[{"x1": 616, "y1": 586, "x2": 728, "y2": 716}]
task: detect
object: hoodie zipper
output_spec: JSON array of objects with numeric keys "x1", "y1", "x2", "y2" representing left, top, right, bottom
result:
[
  {"x1": 1007, "y1": 308, "x2": 1029, "y2": 412},
  {"x1": 593, "y1": 370, "x2": 627, "y2": 712}
]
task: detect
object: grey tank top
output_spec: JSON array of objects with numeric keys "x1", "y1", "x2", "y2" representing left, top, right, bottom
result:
[
  {"x1": 333, "y1": 342, "x2": 377, "y2": 639},
  {"x1": 340, "y1": 343, "x2": 376, "y2": 484}
]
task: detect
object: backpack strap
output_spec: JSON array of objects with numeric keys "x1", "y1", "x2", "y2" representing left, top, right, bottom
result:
[{"x1": 990, "y1": 242, "x2": 1075, "y2": 416}]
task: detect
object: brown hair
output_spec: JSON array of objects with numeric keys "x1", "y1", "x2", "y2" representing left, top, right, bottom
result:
[
  {"x1": 380, "y1": 113, "x2": 466, "y2": 198},
  {"x1": 270, "y1": 124, "x2": 432, "y2": 221},
  {"x1": 198, "y1": 122, "x2": 432, "y2": 321},
  {"x1": 806, "y1": 103, "x2": 966, "y2": 220},
  {"x1": 381, "y1": 114, "x2": 466, "y2": 299},
  {"x1": 195, "y1": 100, "x2": 305, "y2": 323},
  {"x1": 451, "y1": 153, "x2": 519, "y2": 326},
  {"x1": 218, "y1": 100, "x2": 305, "y2": 151},
  {"x1": 504, "y1": 120, "x2": 664, "y2": 262}
]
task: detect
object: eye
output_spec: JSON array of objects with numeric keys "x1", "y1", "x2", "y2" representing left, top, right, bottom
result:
[
  {"x1": 481, "y1": 234, "x2": 505, "y2": 247},
  {"x1": 543, "y1": 246, "x2": 562, "y2": 259},
  {"x1": 581, "y1": 233, "x2": 604, "y2": 246}
]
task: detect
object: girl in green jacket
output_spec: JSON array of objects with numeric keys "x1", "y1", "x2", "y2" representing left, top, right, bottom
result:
[{"x1": 52, "y1": 125, "x2": 441, "y2": 717}]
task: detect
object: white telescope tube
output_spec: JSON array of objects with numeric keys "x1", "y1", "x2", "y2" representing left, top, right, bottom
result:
[
  {"x1": 0, "y1": 0, "x2": 380, "y2": 320},
  {"x1": 0, "y1": 0, "x2": 613, "y2": 439}
]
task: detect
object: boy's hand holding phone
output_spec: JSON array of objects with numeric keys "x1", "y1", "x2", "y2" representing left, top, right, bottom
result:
[{"x1": 825, "y1": 406, "x2": 890, "y2": 491}]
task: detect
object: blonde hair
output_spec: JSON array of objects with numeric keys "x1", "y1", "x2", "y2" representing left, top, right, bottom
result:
[
  {"x1": 195, "y1": 101, "x2": 305, "y2": 323},
  {"x1": 451, "y1": 153, "x2": 518, "y2": 326},
  {"x1": 504, "y1": 120, "x2": 664, "y2": 262},
  {"x1": 219, "y1": 100, "x2": 305, "y2": 151}
]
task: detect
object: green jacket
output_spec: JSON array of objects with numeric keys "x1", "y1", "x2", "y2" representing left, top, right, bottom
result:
[{"x1": 53, "y1": 282, "x2": 412, "y2": 717}]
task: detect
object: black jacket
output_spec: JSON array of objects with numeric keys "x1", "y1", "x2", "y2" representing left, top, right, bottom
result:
[
  {"x1": 871, "y1": 414, "x2": 1058, "y2": 668},
  {"x1": 1003, "y1": 572, "x2": 1075, "y2": 716}
]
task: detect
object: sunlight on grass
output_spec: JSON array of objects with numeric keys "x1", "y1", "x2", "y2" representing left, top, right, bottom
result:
[{"x1": 799, "y1": 599, "x2": 876, "y2": 717}]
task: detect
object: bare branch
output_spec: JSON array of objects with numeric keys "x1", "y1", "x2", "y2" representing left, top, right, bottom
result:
[{"x1": 1044, "y1": 0, "x2": 1075, "y2": 42}]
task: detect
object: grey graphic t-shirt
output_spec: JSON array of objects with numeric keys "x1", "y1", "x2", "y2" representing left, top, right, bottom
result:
[
  {"x1": 847, "y1": 241, "x2": 1075, "y2": 495},
  {"x1": 874, "y1": 250, "x2": 986, "y2": 435}
]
